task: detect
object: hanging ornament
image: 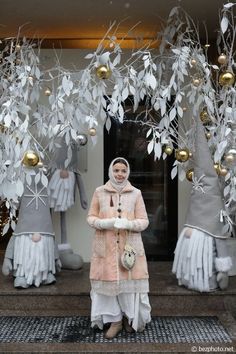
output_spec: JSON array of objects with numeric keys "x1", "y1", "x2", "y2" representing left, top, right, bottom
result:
[
  {"x1": 96, "y1": 65, "x2": 112, "y2": 80},
  {"x1": 15, "y1": 43, "x2": 21, "y2": 51},
  {"x1": 192, "y1": 77, "x2": 201, "y2": 87},
  {"x1": 200, "y1": 109, "x2": 211, "y2": 125},
  {"x1": 175, "y1": 148, "x2": 190, "y2": 162},
  {"x1": 205, "y1": 131, "x2": 211, "y2": 140},
  {"x1": 186, "y1": 168, "x2": 194, "y2": 182},
  {"x1": 89, "y1": 127, "x2": 97, "y2": 136},
  {"x1": 22, "y1": 150, "x2": 40, "y2": 167},
  {"x1": 219, "y1": 71, "x2": 235, "y2": 86},
  {"x1": 44, "y1": 87, "x2": 52, "y2": 96},
  {"x1": 214, "y1": 163, "x2": 221, "y2": 175},
  {"x1": 182, "y1": 107, "x2": 187, "y2": 112},
  {"x1": 37, "y1": 161, "x2": 44, "y2": 168},
  {"x1": 224, "y1": 148, "x2": 236, "y2": 164},
  {"x1": 75, "y1": 133, "x2": 88, "y2": 146},
  {"x1": 164, "y1": 146, "x2": 173, "y2": 155},
  {"x1": 190, "y1": 58, "x2": 197, "y2": 66},
  {"x1": 217, "y1": 53, "x2": 227, "y2": 65},
  {"x1": 218, "y1": 166, "x2": 228, "y2": 177}
]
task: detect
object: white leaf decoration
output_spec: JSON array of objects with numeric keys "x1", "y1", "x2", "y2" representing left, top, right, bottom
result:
[
  {"x1": 224, "y1": 3, "x2": 235, "y2": 8},
  {"x1": 171, "y1": 166, "x2": 177, "y2": 179},
  {"x1": 99, "y1": 52, "x2": 110, "y2": 64},
  {"x1": 221, "y1": 16, "x2": 229, "y2": 34},
  {"x1": 147, "y1": 140, "x2": 154, "y2": 154},
  {"x1": 41, "y1": 173, "x2": 48, "y2": 187}
]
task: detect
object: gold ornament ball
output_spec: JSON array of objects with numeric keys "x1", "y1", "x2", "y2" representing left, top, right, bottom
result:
[
  {"x1": 22, "y1": 150, "x2": 40, "y2": 167},
  {"x1": 205, "y1": 131, "x2": 211, "y2": 140},
  {"x1": 37, "y1": 161, "x2": 44, "y2": 168},
  {"x1": 224, "y1": 153, "x2": 235, "y2": 163},
  {"x1": 89, "y1": 127, "x2": 97, "y2": 136},
  {"x1": 175, "y1": 148, "x2": 190, "y2": 162},
  {"x1": 164, "y1": 146, "x2": 173, "y2": 155},
  {"x1": 44, "y1": 87, "x2": 52, "y2": 96},
  {"x1": 186, "y1": 168, "x2": 194, "y2": 182},
  {"x1": 224, "y1": 148, "x2": 236, "y2": 164},
  {"x1": 219, "y1": 167, "x2": 228, "y2": 177},
  {"x1": 96, "y1": 65, "x2": 112, "y2": 80},
  {"x1": 219, "y1": 71, "x2": 235, "y2": 86},
  {"x1": 214, "y1": 163, "x2": 221, "y2": 175},
  {"x1": 190, "y1": 59, "x2": 197, "y2": 66},
  {"x1": 200, "y1": 110, "x2": 211, "y2": 125},
  {"x1": 218, "y1": 53, "x2": 227, "y2": 65},
  {"x1": 192, "y1": 78, "x2": 201, "y2": 87},
  {"x1": 15, "y1": 44, "x2": 21, "y2": 51}
]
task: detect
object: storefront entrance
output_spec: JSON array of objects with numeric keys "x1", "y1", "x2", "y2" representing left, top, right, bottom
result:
[{"x1": 104, "y1": 119, "x2": 178, "y2": 261}]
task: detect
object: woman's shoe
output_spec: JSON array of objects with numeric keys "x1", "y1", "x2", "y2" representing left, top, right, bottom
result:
[
  {"x1": 123, "y1": 317, "x2": 134, "y2": 333},
  {"x1": 104, "y1": 320, "x2": 122, "y2": 339}
]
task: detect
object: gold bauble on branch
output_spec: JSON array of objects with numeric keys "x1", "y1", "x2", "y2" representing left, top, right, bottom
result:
[
  {"x1": 205, "y1": 131, "x2": 211, "y2": 140},
  {"x1": 164, "y1": 146, "x2": 173, "y2": 155},
  {"x1": 22, "y1": 150, "x2": 40, "y2": 167},
  {"x1": 186, "y1": 168, "x2": 194, "y2": 182},
  {"x1": 219, "y1": 167, "x2": 228, "y2": 177},
  {"x1": 214, "y1": 163, "x2": 221, "y2": 175},
  {"x1": 200, "y1": 109, "x2": 211, "y2": 125},
  {"x1": 89, "y1": 127, "x2": 97, "y2": 136},
  {"x1": 37, "y1": 161, "x2": 44, "y2": 168},
  {"x1": 219, "y1": 71, "x2": 235, "y2": 86},
  {"x1": 175, "y1": 148, "x2": 190, "y2": 162},
  {"x1": 218, "y1": 53, "x2": 227, "y2": 65},
  {"x1": 44, "y1": 87, "x2": 52, "y2": 96},
  {"x1": 15, "y1": 43, "x2": 21, "y2": 51},
  {"x1": 224, "y1": 148, "x2": 236, "y2": 164},
  {"x1": 96, "y1": 65, "x2": 112, "y2": 80},
  {"x1": 190, "y1": 58, "x2": 197, "y2": 66},
  {"x1": 192, "y1": 78, "x2": 201, "y2": 87}
]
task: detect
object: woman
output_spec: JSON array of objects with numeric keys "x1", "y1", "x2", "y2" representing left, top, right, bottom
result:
[{"x1": 87, "y1": 157, "x2": 151, "y2": 339}]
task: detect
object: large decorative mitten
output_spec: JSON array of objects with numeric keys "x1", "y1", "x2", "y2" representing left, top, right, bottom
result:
[
  {"x1": 2, "y1": 257, "x2": 12, "y2": 276},
  {"x1": 114, "y1": 218, "x2": 133, "y2": 230},
  {"x1": 94, "y1": 218, "x2": 116, "y2": 230}
]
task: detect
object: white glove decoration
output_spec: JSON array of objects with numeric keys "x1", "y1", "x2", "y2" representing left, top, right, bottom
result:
[
  {"x1": 114, "y1": 218, "x2": 133, "y2": 230},
  {"x1": 95, "y1": 218, "x2": 116, "y2": 230},
  {"x1": 217, "y1": 271, "x2": 229, "y2": 290},
  {"x1": 2, "y1": 257, "x2": 13, "y2": 276}
]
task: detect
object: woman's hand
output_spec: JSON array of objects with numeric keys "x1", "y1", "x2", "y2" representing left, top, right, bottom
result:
[
  {"x1": 94, "y1": 218, "x2": 116, "y2": 230},
  {"x1": 114, "y1": 218, "x2": 133, "y2": 230}
]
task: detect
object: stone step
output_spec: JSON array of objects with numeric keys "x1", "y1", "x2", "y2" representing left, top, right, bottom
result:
[
  {"x1": 0, "y1": 262, "x2": 236, "y2": 353},
  {"x1": 1, "y1": 263, "x2": 236, "y2": 316}
]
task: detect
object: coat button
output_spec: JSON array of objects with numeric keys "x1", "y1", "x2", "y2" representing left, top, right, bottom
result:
[{"x1": 117, "y1": 208, "x2": 121, "y2": 213}]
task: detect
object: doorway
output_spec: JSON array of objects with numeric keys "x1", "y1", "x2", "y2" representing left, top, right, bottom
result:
[{"x1": 104, "y1": 119, "x2": 178, "y2": 261}]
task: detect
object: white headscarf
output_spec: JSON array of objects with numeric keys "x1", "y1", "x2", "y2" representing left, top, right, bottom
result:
[{"x1": 108, "y1": 157, "x2": 130, "y2": 192}]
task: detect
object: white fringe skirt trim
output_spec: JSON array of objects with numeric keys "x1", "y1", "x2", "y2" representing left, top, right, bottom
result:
[
  {"x1": 13, "y1": 234, "x2": 56, "y2": 287},
  {"x1": 90, "y1": 290, "x2": 151, "y2": 332},
  {"x1": 48, "y1": 169, "x2": 75, "y2": 211},
  {"x1": 172, "y1": 228, "x2": 215, "y2": 292}
]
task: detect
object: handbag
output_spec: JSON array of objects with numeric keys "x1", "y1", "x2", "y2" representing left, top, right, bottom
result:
[{"x1": 120, "y1": 232, "x2": 136, "y2": 270}]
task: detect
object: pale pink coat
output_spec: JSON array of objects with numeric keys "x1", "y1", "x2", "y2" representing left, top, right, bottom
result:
[{"x1": 87, "y1": 181, "x2": 149, "y2": 283}]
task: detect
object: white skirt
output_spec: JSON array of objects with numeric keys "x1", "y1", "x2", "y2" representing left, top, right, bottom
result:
[
  {"x1": 172, "y1": 228, "x2": 217, "y2": 292},
  {"x1": 48, "y1": 169, "x2": 75, "y2": 211},
  {"x1": 13, "y1": 234, "x2": 56, "y2": 287},
  {"x1": 90, "y1": 290, "x2": 151, "y2": 331}
]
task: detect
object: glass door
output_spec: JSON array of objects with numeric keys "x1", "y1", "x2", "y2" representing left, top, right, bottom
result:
[{"x1": 104, "y1": 118, "x2": 178, "y2": 261}]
